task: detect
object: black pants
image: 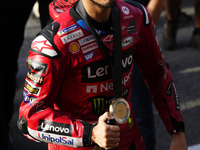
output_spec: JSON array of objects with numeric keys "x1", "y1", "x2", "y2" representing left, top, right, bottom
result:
[{"x1": 0, "y1": 0, "x2": 51, "y2": 149}]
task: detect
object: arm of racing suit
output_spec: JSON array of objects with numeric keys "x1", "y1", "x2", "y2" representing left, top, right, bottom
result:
[
  {"x1": 133, "y1": 6, "x2": 185, "y2": 135},
  {"x1": 17, "y1": 22, "x2": 94, "y2": 148}
]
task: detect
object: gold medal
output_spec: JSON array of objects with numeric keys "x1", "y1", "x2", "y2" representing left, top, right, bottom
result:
[{"x1": 109, "y1": 98, "x2": 130, "y2": 124}]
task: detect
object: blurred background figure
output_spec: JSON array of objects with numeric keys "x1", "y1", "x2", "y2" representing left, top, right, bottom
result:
[
  {"x1": 190, "y1": 0, "x2": 200, "y2": 50},
  {"x1": 161, "y1": 0, "x2": 200, "y2": 50},
  {"x1": 133, "y1": 0, "x2": 165, "y2": 24},
  {"x1": 0, "y1": 0, "x2": 51, "y2": 149}
]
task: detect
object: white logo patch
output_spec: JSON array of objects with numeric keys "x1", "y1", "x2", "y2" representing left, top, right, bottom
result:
[
  {"x1": 61, "y1": 29, "x2": 84, "y2": 44},
  {"x1": 31, "y1": 35, "x2": 58, "y2": 57},
  {"x1": 121, "y1": 36, "x2": 134, "y2": 47},
  {"x1": 122, "y1": 6, "x2": 130, "y2": 15}
]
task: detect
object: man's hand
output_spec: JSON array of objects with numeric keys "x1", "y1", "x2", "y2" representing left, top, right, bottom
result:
[
  {"x1": 91, "y1": 112, "x2": 120, "y2": 149},
  {"x1": 169, "y1": 131, "x2": 187, "y2": 150}
]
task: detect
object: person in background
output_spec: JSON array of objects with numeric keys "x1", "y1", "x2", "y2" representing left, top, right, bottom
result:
[
  {"x1": 0, "y1": 0, "x2": 52, "y2": 149},
  {"x1": 133, "y1": 0, "x2": 165, "y2": 24},
  {"x1": 190, "y1": 0, "x2": 200, "y2": 50},
  {"x1": 161, "y1": 0, "x2": 199, "y2": 50}
]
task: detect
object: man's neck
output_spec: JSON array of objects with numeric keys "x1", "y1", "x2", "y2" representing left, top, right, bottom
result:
[{"x1": 82, "y1": 0, "x2": 111, "y2": 23}]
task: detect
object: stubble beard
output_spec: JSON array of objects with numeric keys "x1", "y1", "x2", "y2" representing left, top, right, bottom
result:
[{"x1": 90, "y1": 0, "x2": 116, "y2": 9}]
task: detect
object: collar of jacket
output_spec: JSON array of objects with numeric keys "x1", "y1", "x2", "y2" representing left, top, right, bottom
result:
[{"x1": 69, "y1": 0, "x2": 106, "y2": 36}]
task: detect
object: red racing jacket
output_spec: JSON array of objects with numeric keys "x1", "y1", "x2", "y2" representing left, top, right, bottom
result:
[{"x1": 18, "y1": 0, "x2": 185, "y2": 149}]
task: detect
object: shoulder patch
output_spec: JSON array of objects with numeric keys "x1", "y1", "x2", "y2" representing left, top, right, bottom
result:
[
  {"x1": 30, "y1": 22, "x2": 60, "y2": 58},
  {"x1": 31, "y1": 35, "x2": 58, "y2": 58},
  {"x1": 124, "y1": 0, "x2": 151, "y2": 26}
]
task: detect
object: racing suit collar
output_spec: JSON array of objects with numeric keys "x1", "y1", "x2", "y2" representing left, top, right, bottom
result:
[{"x1": 69, "y1": 0, "x2": 112, "y2": 36}]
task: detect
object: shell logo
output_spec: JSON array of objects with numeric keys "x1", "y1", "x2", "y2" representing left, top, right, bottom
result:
[{"x1": 69, "y1": 42, "x2": 80, "y2": 53}]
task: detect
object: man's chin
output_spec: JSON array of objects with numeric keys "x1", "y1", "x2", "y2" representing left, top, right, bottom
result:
[{"x1": 90, "y1": 0, "x2": 116, "y2": 9}]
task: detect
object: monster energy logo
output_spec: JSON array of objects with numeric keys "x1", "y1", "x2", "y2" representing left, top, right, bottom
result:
[
  {"x1": 89, "y1": 96, "x2": 111, "y2": 117},
  {"x1": 89, "y1": 88, "x2": 129, "y2": 117}
]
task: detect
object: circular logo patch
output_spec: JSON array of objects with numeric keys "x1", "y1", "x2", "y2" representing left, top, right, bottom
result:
[
  {"x1": 122, "y1": 6, "x2": 130, "y2": 15},
  {"x1": 69, "y1": 42, "x2": 80, "y2": 54}
]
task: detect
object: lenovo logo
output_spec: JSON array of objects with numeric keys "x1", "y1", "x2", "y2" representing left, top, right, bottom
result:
[
  {"x1": 38, "y1": 120, "x2": 72, "y2": 136},
  {"x1": 81, "y1": 48, "x2": 134, "y2": 83}
]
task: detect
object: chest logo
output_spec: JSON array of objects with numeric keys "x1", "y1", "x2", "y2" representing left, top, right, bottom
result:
[
  {"x1": 69, "y1": 42, "x2": 80, "y2": 54},
  {"x1": 122, "y1": 6, "x2": 130, "y2": 15},
  {"x1": 121, "y1": 36, "x2": 134, "y2": 48}
]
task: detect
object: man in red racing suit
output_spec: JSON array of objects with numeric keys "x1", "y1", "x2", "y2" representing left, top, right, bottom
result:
[{"x1": 18, "y1": 0, "x2": 187, "y2": 149}]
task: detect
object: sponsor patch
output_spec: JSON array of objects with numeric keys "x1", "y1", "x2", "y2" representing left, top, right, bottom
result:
[
  {"x1": 38, "y1": 120, "x2": 72, "y2": 136},
  {"x1": 81, "y1": 42, "x2": 98, "y2": 54},
  {"x1": 102, "y1": 35, "x2": 113, "y2": 43},
  {"x1": 128, "y1": 115, "x2": 134, "y2": 129},
  {"x1": 23, "y1": 91, "x2": 37, "y2": 105},
  {"x1": 31, "y1": 101, "x2": 44, "y2": 113},
  {"x1": 31, "y1": 35, "x2": 58, "y2": 57},
  {"x1": 166, "y1": 82, "x2": 172, "y2": 97},
  {"x1": 127, "y1": 20, "x2": 136, "y2": 34},
  {"x1": 78, "y1": 35, "x2": 95, "y2": 46},
  {"x1": 26, "y1": 69, "x2": 44, "y2": 85},
  {"x1": 88, "y1": 89, "x2": 128, "y2": 117},
  {"x1": 69, "y1": 42, "x2": 80, "y2": 54},
  {"x1": 57, "y1": 24, "x2": 79, "y2": 36},
  {"x1": 123, "y1": 15, "x2": 134, "y2": 20},
  {"x1": 89, "y1": 96, "x2": 111, "y2": 117},
  {"x1": 86, "y1": 85, "x2": 98, "y2": 93},
  {"x1": 122, "y1": 26, "x2": 126, "y2": 32},
  {"x1": 81, "y1": 48, "x2": 133, "y2": 83},
  {"x1": 84, "y1": 51, "x2": 94, "y2": 61},
  {"x1": 38, "y1": 132, "x2": 74, "y2": 146},
  {"x1": 24, "y1": 80, "x2": 41, "y2": 96},
  {"x1": 27, "y1": 58, "x2": 48, "y2": 74},
  {"x1": 61, "y1": 29, "x2": 84, "y2": 44},
  {"x1": 121, "y1": 36, "x2": 134, "y2": 48},
  {"x1": 122, "y1": 6, "x2": 130, "y2": 15},
  {"x1": 172, "y1": 80, "x2": 180, "y2": 111},
  {"x1": 122, "y1": 72, "x2": 132, "y2": 86},
  {"x1": 27, "y1": 127, "x2": 83, "y2": 147}
]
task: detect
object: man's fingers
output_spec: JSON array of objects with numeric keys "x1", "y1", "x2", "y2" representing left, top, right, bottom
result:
[
  {"x1": 98, "y1": 112, "x2": 120, "y2": 133},
  {"x1": 107, "y1": 125, "x2": 120, "y2": 132},
  {"x1": 105, "y1": 130, "x2": 120, "y2": 138},
  {"x1": 99, "y1": 112, "x2": 114, "y2": 122},
  {"x1": 104, "y1": 142, "x2": 119, "y2": 149},
  {"x1": 101, "y1": 136, "x2": 120, "y2": 149},
  {"x1": 105, "y1": 136, "x2": 120, "y2": 143},
  {"x1": 93, "y1": 112, "x2": 120, "y2": 149}
]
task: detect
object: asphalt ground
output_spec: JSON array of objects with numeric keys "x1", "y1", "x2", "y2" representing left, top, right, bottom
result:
[{"x1": 9, "y1": 0, "x2": 200, "y2": 149}]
